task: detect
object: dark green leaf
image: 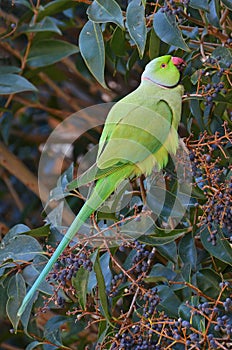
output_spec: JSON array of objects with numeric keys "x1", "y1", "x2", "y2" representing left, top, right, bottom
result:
[
  {"x1": 24, "y1": 225, "x2": 50, "y2": 238},
  {"x1": 206, "y1": 0, "x2": 220, "y2": 28},
  {"x1": 2, "y1": 224, "x2": 30, "y2": 244},
  {"x1": 126, "y1": 0, "x2": 147, "y2": 58},
  {"x1": 139, "y1": 220, "x2": 188, "y2": 245},
  {"x1": 221, "y1": 0, "x2": 232, "y2": 10},
  {"x1": 44, "y1": 315, "x2": 67, "y2": 347},
  {"x1": 87, "y1": 0, "x2": 124, "y2": 28},
  {"x1": 72, "y1": 267, "x2": 89, "y2": 309},
  {"x1": 0, "y1": 235, "x2": 43, "y2": 264},
  {"x1": 37, "y1": 0, "x2": 76, "y2": 20},
  {"x1": 153, "y1": 9, "x2": 190, "y2": 51},
  {"x1": 0, "y1": 111, "x2": 13, "y2": 144},
  {"x1": 110, "y1": 27, "x2": 126, "y2": 57},
  {"x1": 27, "y1": 39, "x2": 79, "y2": 67},
  {"x1": 147, "y1": 186, "x2": 187, "y2": 218},
  {"x1": 156, "y1": 241, "x2": 177, "y2": 263},
  {"x1": 7, "y1": 273, "x2": 26, "y2": 331},
  {"x1": 0, "y1": 66, "x2": 21, "y2": 74},
  {"x1": 196, "y1": 268, "x2": 221, "y2": 298},
  {"x1": 201, "y1": 226, "x2": 232, "y2": 266},
  {"x1": 190, "y1": 98, "x2": 204, "y2": 130},
  {"x1": 26, "y1": 342, "x2": 50, "y2": 350},
  {"x1": 79, "y1": 20, "x2": 106, "y2": 88},
  {"x1": 146, "y1": 263, "x2": 177, "y2": 284},
  {"x1": 179, "y1": 233, "x2": 197, "y2": 270},
  {"x1": 14, "y1": 0, "x2": 32, "y2": 9},
  {"x1": 22, "y1": 256, "x2": 53, "y2": 295},
  {"x1": 94, "y1": 251, "x2": 111, "y2": 323},
  {"x1": 189, "y1": 0, "x2": 209, "y2": 11},
  {"x1": 157, "y1": 285, "x2": 181, "y2": 317},
  {"x1": 211, "y1": 47, "x2": 232, "y2": 67},
  {"x1": 0, "y1": 74, "x2": 37, "y2": 95},
  {"x1": 21, "y1": 16, "x2": 62, "y2": 34},
  {"x1": 149, "y1": 29, "x2": 160, "y2": 59}
]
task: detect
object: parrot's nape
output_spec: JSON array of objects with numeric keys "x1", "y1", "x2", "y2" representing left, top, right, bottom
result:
[{"x1": 17, "y1": 55, "x2": 186, "y2": 317}]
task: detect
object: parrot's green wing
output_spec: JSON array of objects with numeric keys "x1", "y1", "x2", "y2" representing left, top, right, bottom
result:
[{"x1": 97, "y1": 84, "x2": 177, "y2": 173}]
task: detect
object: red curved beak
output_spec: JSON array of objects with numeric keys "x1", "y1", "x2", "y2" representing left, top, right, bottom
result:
[{"x1": 171, "y1": 56, "x2": 186, "y2": 71}]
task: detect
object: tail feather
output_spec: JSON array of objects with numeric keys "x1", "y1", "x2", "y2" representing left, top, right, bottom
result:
[{"x1": 17, "y1": 164, "x2": 133, "y2": 317}]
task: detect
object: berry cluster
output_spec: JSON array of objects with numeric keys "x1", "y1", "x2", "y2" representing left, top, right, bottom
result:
[
  {"x1": 49, "y1": 250, "x2": 93, "y2": 287},
  {"x1": 161, "y1": 0, "x2": 190, "y2": 16},
  {"x1": 142, "y1": 289, "x2": 160, "y2": 318},
  {"x1": 201, "y1": 55, "x2": 231, "y2": 107},
  {"x1": 112, "y1": 330, "x2": 161, "y2": 350},
  {"x1": 132, "y1": 241, "x2": 155, "y2": 275},
  {"x1": 110, "y1": 272, "x2": 127, "y2": 297},
  {"x1": 187, "y1": 126, "x2": 232, "y2": 241}
]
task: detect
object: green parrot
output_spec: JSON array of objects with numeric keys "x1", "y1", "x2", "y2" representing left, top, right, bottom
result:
[{"x1": 17, "y1": 55, "x2": 185, "y2": 317}]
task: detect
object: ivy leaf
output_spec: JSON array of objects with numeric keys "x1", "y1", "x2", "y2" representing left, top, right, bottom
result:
[
  {"x1": 87, "y1": 0, "x2": 124, "y2": 29},
  {"x1": 79, "y1": 20, "x2": 106, "y2": 88},
  {"x1": 153, "y1": 9, "x2": 190, "y2": 51},
  {"x1": 126, "y1": 0, "x2": 147, "y2": 58}
]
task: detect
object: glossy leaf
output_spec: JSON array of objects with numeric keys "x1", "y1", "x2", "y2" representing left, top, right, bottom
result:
[
  {"x1": 147, "y1": 186, "x2": 187, "y2": 218},
  {"x1": 153, "y1": 9, "x2": 189, "y2": 51},
  {"x1": 0, "y1": 74, "x2": 37, "y2": 95},
  {"x1": 72, "y1": 267, "x2": 89, "y2": 309},
  {"x1": 27, "y1": 39, "x2": 79, "y2": 67},
  {"x1": 79, "y1": 20, "x2": 106, "y2": 88},
  {"x1": 211, "y1": 46, "x2": 232, "y2": 67},
  {"x1": 44, "y1": 315, "x2": 67, "y2": 347},
  {"x1": 179, "y1": 232, "x2": 197, "y2": 270},
  {"x1": 189, "y1": 0, "x2": 209, "y2": 11},
  {"x1": 110, "y1": 27, "x2": 126, "y2": 57},
  {"x1": 221, "y1": 0, "x2": 232, "y2": 10},
  {"x1": 37, "y1": 0, "x2": 76, "y2": 20},
  {"x1": 14, "y1": 0, "x2": 32, "y2": 9},
  {"x1": 0, "y1": 66, "x2": 21, "y2": 74},
  {"x1": 94, "y1": 251, "x2": 111, "y2": 323},
  {"x1": 87, "y1": 0, "x2": 124, "y2": 29},
  {"x1": 206, "y1": 0, "x2": 220, "y2": 28},
  {"x1": 0, "y1": 111, "x2": 13, "y2": 144},
  {"x1": 0, "y1": 234, "x2": 43, "y2": 264},
  {"x1": 149, "y1": 29, "x2": 160, "y2": 59},
  {"x1": 156, "y1": 241, "x2": 177, "y2": 263},
  {"x1": 126, "y1": 0, "x2": 147, "y2": 58},
  {"x1": 7, "y1": 273, "x2": 26, "y2": 331},
  {"x1": 201, "y1": 226, "x2": 232, "y2": 266},
  {"x1": 196, "y1": 268, "x2": 221, "y2": 298},
  {"x1": 26, "y1": 342, "x2": 50, "y2": 350},
  {"x1": 146, "y1": 263, "x2": 177, "y2": 284},
  {"x1": 157, "y1": 285, "x2": 181, "y2": 317},
  {"x1": 21, "y1": 16, "x2": 62, "y2": 34}
]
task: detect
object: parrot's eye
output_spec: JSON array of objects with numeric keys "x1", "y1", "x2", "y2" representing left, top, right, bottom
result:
[{"x1": 161, "y1": 63, "x2": 167, "y2": 68}]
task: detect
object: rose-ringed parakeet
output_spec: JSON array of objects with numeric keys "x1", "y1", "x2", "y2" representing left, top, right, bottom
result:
[{"x1": 18, "y1": 55, "x2": 185, "y2": 317}]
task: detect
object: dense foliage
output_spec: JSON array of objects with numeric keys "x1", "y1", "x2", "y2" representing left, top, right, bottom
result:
[{"x1": 0, "y1": 0, "x2": 231, "y2": 349}]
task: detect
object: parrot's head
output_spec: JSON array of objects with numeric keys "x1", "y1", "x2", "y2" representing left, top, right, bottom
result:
[{"x1": 142, "y1": 55, "x2": 186, "y2": 87}]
